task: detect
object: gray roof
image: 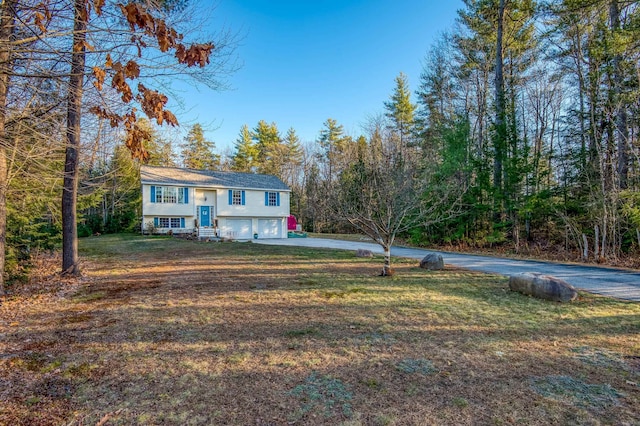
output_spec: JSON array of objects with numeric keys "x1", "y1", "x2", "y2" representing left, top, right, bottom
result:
[{"x1": 140, "y1": 165, "x2": 290, "y2": 191}]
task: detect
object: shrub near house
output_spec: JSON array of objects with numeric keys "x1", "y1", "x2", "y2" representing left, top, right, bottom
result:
[{"x1": 140, "y1": 165, "x2": 291, "y2": 239}]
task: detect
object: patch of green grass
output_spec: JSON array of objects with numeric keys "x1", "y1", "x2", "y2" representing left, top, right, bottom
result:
[
  {"x1": 358, "y1": 332, "x2": 395, "y2": 345},
  {"x1": 79, "y1": 233, "x2": 174, "y2": 257},
  {"x1": 63, "y1": 362, "x2": 98, "y2": 379},
  {"x1": 284, "y1": 327, "x2": 318, "y2": 338},
  {"x1": 11, "y1": 352, "x2": 61, "y2": 373},
  {"x1": 395, "y1": 358, "x2": 438, "y2": 375},
  {"x1": 41, "y1": 359, "x2": 63, "y2": 373},
  {"x1": 361, "y1": 377, "x2": 383, "y2": 390},
  {"x1": 452, "y1": 397, "x2": 469, "y2": 408},
  {"x1": 296, "y1": 278, "x2": 320, "y2": 286},
  {"x1": 321, "y1": 287, "x2": 369, "y2": 299},
  {"x1": 404, "y1": 383, "x2": 420, "y2": 396},
  {"x1": 24, "y1": 396, "x2": 41, "y2": 407},
  {"x1": 226, "y1": 351, "x2": 250, "y2": 364},
  {"x1": 288, "y1": 372, "x2": 354, "y2": 421},
  {"x1": 571, "y1": 346, "x2": 635, "y2": 373},
  {"x1": 374, "y1": 414, "x2": 395, "y2": 425},
  {"x1": 71, "y1": 291, "x2": 106, "y2": 303},
  {"x1": 530, "y1": 375, "x2": 623, "y2": 409}
]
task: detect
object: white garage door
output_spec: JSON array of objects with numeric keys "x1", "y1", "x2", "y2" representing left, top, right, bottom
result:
[
  {"x1": 222, "y1": 219, "x2": 252, "y2": 239},
  {"x1": 258, "y1": 219, "x2": 282, "y2": 239}
]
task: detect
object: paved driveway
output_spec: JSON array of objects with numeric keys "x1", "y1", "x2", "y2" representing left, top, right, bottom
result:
[{"x1": 254, "y1": 238, "x2": 640, "y2": 302}]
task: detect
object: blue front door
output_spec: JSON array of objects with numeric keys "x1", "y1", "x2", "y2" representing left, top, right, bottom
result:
[{"x1": 199, "y1": 206, "x2": 211, "y2": 227}]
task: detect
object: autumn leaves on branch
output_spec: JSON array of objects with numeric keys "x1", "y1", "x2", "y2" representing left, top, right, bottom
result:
[{"x1": 73, "y1": 1, "x2": 215, "y2": 161}]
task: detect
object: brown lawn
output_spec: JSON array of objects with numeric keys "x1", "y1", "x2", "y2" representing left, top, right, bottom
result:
[{"x1": 0, "y1": 234, "x2": 638, "y2": 425}]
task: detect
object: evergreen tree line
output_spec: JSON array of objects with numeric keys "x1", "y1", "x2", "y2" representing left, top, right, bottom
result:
[
  {"x1": 413, "y1": 0, "x2": 640, "y2": 262},
  {"x1": 296, "y1": 0, "x2": 640, "y2": 264}
]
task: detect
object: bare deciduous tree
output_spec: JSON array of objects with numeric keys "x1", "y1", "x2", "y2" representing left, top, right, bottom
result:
[{"x1": 335, "y1": 121, "x2": 462, "y2": 276}]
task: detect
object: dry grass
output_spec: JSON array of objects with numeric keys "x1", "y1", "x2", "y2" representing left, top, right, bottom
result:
[{"x1": 0, "y1": 234, "x2": 638, "y2": 425}]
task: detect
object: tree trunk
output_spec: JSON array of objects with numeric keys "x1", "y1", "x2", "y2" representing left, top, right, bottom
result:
[
  {"x1": 493, "y1": 0, "x2": 506, "y2": 223},
  {"x1": 582, "y1": 233, "x2": 588, "y2": 261},
  {"x1": 381, "y1": 244, "x2": 392, "y2": 276},
  {"x1": 0, "y1": 0, "x2": 16, "y2": 295},
  {"x1": 513, "y1": 214, "x2": 520, "y2": 253},
  {"x1": 594, "y1": 225, "x2": 600, "y2": 260},
  {"x1": 601, "y1": 219, "x2": 607, "y2": 260},
  {"x1": 62, "y1": 0, "x2": 87, "y2": 275},
  {"x1": 610, "y1": 0, "x2": 628, "y2": 189},
  {"x1": 575, "y1": 27, "x2": 588, "y2": 170}
]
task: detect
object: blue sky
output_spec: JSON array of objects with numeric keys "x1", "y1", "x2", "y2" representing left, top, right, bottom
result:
[{"x1": 174, "y1": 0, "x2": 463, "y2": 153}]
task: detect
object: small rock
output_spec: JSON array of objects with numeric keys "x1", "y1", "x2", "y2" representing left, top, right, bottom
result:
[
  {"x1": 356, "y1": 249, "x2": 374, "y2": 258},
  {"x1": 419, "y1": 253, "x2": 444, "y2": 270},
  {"x1": 509, "y1": 272, "x2": 578, "y2": 302}
]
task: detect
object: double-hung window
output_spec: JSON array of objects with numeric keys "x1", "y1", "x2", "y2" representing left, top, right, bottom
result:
[
  {"x1": 177, "y1": 188, "x2": 186, "y2": 204},
  {"x1": 154, "y1": 217, "x2": 186, "y2": 228},
  {"x1": 154, "y1": 186, "x2": 164, "y2": 203},
  {"x1": 150, "y1": 186, "x2": 189, "y2": 204},
  {"x1": 228, "y1": 189, "x2": 245, "y2": 206},
  {"x1": 265, "y1": 191, "x2": 280, "y2": 206},
  {"x1": 164, "y1": 187, "x2": 177, "y2": 203}
]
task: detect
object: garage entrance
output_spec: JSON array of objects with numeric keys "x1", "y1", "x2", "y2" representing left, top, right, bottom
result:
[{"x1": 258, "y1": 219, "x2": 282, "y2": 239}]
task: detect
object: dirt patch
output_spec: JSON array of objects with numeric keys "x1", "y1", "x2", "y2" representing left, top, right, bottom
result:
[{"x1": 76, "y1": 278, "x2": 164, "y2": 301}]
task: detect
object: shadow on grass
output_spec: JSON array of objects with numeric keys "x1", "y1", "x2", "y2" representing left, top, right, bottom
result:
[{"x1": 4, "y1": 235, "x2": 636, "y2": 425}]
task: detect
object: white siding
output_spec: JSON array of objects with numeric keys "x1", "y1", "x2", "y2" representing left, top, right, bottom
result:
[
  {"x1": 194, "y1": 189, "x2": 217, "y2": 209},
  {"x1": 216, "y1": 190, "x2": 290, "y2": 217}
]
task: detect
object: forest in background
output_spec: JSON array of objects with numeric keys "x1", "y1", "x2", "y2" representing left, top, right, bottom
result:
[{"x1": 2, "y1": 0, "x2": 640, "y2": 285}]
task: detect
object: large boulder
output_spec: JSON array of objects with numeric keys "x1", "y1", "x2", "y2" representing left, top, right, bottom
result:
[
  {"x1": 509, "y1": 272, "x2": 578, "y2": 302},
  {"x1": 419, "y1": 253, "x2": 444, "y2": 270},
  {"x1": 356, "y1": 249, "x2": 374, "y2": 258}
]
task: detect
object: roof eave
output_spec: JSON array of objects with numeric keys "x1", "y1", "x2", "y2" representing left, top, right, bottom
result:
[{"x1": 140, "y1": 180, "x2": 291, "y2": 192}]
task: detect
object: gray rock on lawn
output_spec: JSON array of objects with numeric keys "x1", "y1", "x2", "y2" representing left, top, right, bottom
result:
[
  {"x1": 509, "y1": 272, "x2": 578, "y2": 302},
  {"x1": 419, "y1": 253, "x2": 444, "y2": 270},
  {"x1": 356, "y1": 249, "x2": 374, "y2": 258}
]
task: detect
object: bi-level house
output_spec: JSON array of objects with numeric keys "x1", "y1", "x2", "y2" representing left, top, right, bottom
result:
[{"x1": 140, "y1": 165, "x2": 290, "y2": 239}]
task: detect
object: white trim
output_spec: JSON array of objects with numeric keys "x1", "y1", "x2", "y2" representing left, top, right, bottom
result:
[{"x1": 141, "y1": 180, "x2": 291, "y2": 192}]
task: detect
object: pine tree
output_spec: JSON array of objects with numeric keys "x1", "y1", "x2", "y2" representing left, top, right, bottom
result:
[
  {"x1": 137, "y1": 119, "x2": 177, "y2": 167},
  {"x1": 102, "y1": 144, "x2": 142, "y2": 233},
  {"x1": 231, "y1": 124, "x2": 259, "y2": 172},
  {"x1": 384, "y1": 72, "x2": 416, "y2": 148},
  {"x1": 317, "y1": 118, "x2": 347, "y2": 183},
  {"x1": 280, "y1": 127, "x2": 304, "y2": 186},
  {"x1": 415, "y1": 33, "x2": 457, "y2": 160},
  {"x1": 253, "y1": 120, "x2": 282, "y2": 175},
  {"x1": 181, "y1": 123, "x2": 220, "y2": 170}
]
